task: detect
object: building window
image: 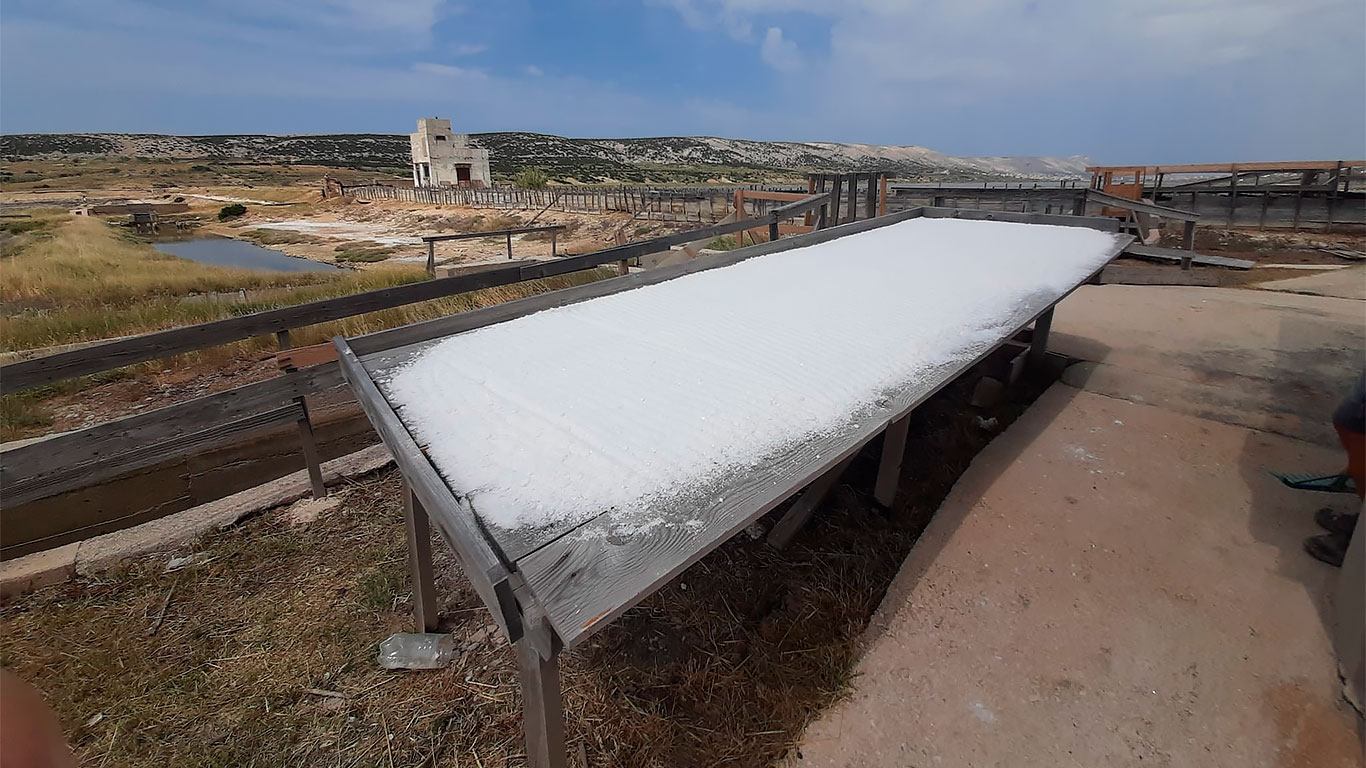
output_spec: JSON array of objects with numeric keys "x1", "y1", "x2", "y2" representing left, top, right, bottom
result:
[{"x1": 434, "y1": 135, "x2": 447, "y2": 141}]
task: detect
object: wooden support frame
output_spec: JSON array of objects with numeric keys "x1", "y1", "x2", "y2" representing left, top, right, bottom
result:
[
  {"x1": 276, "y1": 329, "x2": 326, "y2": 498},
  {"x1": 874, "y1": 414, "x2": 911, "y2": 508},
  {"x1": 403, "y1": 482, "x2": 441, "y2": 633},
  {"x1": 332, "y1": 208, "x2": 1130, "y2": 768},
  {"x1": 766, "y1": 455, "x2": 857, "y2": 550},
  {"x1": 1027, "y1": 307, "x2": 1054, "y2": 370}
]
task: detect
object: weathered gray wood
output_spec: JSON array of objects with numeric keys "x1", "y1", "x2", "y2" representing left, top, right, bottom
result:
[
  {"x1": 1084, "y1": 189, "x2": 1200, "y2": 221},
  {"x1": 516, "y1": 614, "x2": 567, "y2": 768},
  {"x1": 921, "y1": 207, "x2": 1121, "y2": 231},
  {"x1": 421, "y1": 225, "x2": 566, "y2": 243},
  {"x1": 0, "y1": 364, "x2": 343, "y2": 491},
  {"x1": 0, "y1": 402, "x2": 303, "y2": 509},
  {"x1": 1028, "y1": 307, "x2": 1054, "y2": 369},
  {"x1": 767, "y1": 455, "x2": 857, "y2": 550},
  {"x1": 403, "y1": 482, "x2": 441, "y2": 633},
  {"x1": 873, "y1": 414, "x2": 911, "y2": 508},
  {"x1": 829, "y1": 176, "x2": 843, "y2": 226},
  {"x1": 1123, "y1": 243, "x2": 1253, "y2": 270},
  {"x1": 1181, "y1": 219, "x2": 1196, "y2": 250},
  {"x1": 277, "y1": 329, "x2": 327, "y2": 498},
  {"x1": 335, "y1": 338, "x2": 523, "y2": 643}
]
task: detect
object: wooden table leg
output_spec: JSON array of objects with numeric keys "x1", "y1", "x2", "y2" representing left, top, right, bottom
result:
[
  {"x1": 518, "y1": 620, "x2": 567, "y2": 768},
  {"x1": 767, "y1": 455, "x2": 856, "y2": 550},
  {"x1": 1027, "y1": 307, "x2": 1054, "y2": 370},
  {"x1": 402, "y1": 482, "x2": 440, "y2": 633},
  {"x1": 874, "y1": 414, "x2": 911, "y2": 508}
]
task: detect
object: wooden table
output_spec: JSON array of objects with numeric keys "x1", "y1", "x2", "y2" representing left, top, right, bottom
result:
[{"x1": 335, "y1": 208, "x2": 1131, "y2": 767}]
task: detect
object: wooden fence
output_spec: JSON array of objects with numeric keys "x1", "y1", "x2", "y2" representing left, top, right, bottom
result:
[{"x1": 0, "y1": 194, "x2": 833, "y2": 560}]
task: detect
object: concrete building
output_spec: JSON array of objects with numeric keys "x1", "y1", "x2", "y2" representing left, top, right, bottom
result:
[{"x1": 409, "y1": 117, "x2": 491, "y2": 189}]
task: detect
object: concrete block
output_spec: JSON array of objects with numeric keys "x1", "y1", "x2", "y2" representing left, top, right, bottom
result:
[{"x1": 0, "y1": 542, "x2": 79, "y2": 598}]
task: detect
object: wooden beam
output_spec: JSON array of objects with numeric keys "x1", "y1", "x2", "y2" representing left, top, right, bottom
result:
[
  {"x1": 1027, "y1": 308, "x2": 1053, "y2": 369},
  {"x1": 874, "y1": 414, "x2": 911, "y2": 508},
  {"x1": 767, "y1": 455, "x2": 856, "y2": 550},
  {"x1": 403, "y1": 483, "x2": 441, "y2": 633}
]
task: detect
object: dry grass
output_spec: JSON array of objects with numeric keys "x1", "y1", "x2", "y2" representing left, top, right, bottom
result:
[
  {"x1": 0, "y1": 370, "x2": 1054, "y2": 767},
  {"x1": 0, "y1": 210, "x2": 611, "y2": 440}
]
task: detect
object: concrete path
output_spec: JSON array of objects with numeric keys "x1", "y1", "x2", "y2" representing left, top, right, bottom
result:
[
  {"x1": 791, "y1": 284, "x2": 1364, "y2": 768},
  {"x1": 1254, "y1": 265, "x2": 1366, "y2": 301}
]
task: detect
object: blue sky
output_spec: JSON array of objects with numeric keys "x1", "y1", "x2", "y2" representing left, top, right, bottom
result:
[{"x1": 2, "y1": 0, "x2": 1363, "y2": 164}]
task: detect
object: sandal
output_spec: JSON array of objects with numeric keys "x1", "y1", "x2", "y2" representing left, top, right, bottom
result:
[
  {"x1": 1274, "y1": 472, "x2": 1357, "y2": 494},
  {"x1": 1314, "y1": 507, "x2": 1360, "y2": 536}
]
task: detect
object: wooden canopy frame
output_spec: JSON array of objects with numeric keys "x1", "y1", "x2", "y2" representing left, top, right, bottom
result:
[{"x1": 334, "y1": 207, "x2": 1131, "y2": 767}]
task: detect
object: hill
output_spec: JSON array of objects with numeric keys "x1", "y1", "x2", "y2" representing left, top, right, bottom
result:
[{"x1": 0, "y1": 132, "x2": 1089, "y2": 183}]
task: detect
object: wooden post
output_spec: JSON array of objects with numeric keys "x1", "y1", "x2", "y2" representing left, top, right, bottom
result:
[
  {"x1": 507, "y1": 233, "x2": 514, "y2": 260},
  {"x1": 550, "y1": 231, "x2": 557, "y2": 258},
  {"x1": 865, "y1": 173, "x2": 877, "y2": 220},
  {"x1": 517, "y1": 621, "x2": 567, "y2": 768},
  {"x1": 1227, "y1": 168, "x2": 1237, "y2": 227},
  {"x1": 402, "y1": 482, "x2": 440, "y2": 632},
  {"x1": 275, "y1": 330, "x2": 326, "y2": 498},
  {"x1": 874, "y1": 414, "x2": 911, "y2": 508},
  {"x1": 617, "y1": 259, "x2": 629, "y2": 276},
  {"x1": 878, "y1": 173, "x2": 888, "y2": 216},
  {"x1": 1027, "y1": 308, "x2": 1054, "y2": 369},
  {"x1": 426, "y1": 240, "x2": 436, "y2": 277},
  {"x1": 768, "y1": 219, "x2": 780, "y2": 243},
  {"x1": 829, "y1": 176, "x2": 843, "y2": 226},
  {"x1": 1181, "y1": 219, "x2": 1196, "y2": 251},
  {"x1": 846, "y1": 174, "x2": 858, "y2": 223}
]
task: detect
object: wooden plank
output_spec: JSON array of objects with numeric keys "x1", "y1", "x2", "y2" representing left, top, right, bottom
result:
[
  {"x1": 921, "y1": 207, "x2": 1121, "y2": 231},
  {"x1": 766, "y1": 455, "x2": 857, "y2": 550},
  {"x1": 1122, "y1": 243, "x2": 1253, "y2": 269},
  {"x1": 404, "y1": 483, "x2": 441, "y2": 633},
  {"x1": 516, "y1": 616, "x2": 567, "y2": 768},
  {"x1": 0, "y1": 402, "x2": 303, "y2": 509},
  {"x1": 1090, "y1": 161, "x2": 1366, "y2": 175},
  {"x1": 335, "y1": 338, "x2": 523, "y2": 644},
  {"x1": 0, "y1": 364, "x2": 343, "y2": 489},
  {"x1": 873, "y1": 413, "x2": 911, "y2": 507},
  {"x1": 1085, "y1": 189, "x2": 1200, "y2": 221},
  {"x1": 0, "y1": 267, "x2": 526, "y2": 395}
]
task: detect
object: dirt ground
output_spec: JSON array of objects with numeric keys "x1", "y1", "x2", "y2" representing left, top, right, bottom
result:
[{"x1": 0, "y1": 361, "x2": 1054, "y2": 768}]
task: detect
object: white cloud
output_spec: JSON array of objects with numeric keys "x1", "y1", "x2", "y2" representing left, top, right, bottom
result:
[
  {"x1": 759, "y1": 27, "x2": 801, "y2": 72},
  {"x1": 413, "y1": 62, "x2": 486, "y2": 79},
  {"x1": 453, "y1": 43, "x2": 488, "y2": 56},
  {"x1": 524, "y1": 64, "x2": 544, "y2": 77}
]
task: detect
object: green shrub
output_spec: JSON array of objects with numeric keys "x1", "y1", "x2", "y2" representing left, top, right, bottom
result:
[
  {"x1": 515, "y1": 168, "x2": 550, "y2": 189},
  {"x1": 217, "y1": 203, "x2": 247, "y2": 221}
]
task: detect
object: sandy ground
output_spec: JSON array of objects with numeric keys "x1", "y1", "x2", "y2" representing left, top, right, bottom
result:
[
  {"x1": 791, "y1": 283, "x2": 1365, "y2": 767},
  {"x1": 1254, "y1": 266, "x2": 1366, "y2": 301}
]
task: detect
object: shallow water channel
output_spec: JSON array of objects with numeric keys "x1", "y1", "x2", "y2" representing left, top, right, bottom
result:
[{"x1": 153, "y1": 237, "x2": 338, "y2": 272}]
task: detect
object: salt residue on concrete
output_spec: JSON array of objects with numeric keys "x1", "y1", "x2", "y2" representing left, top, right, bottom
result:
[{"x1": 383, "y1": 218, "x2": 1122, "y2": 531}]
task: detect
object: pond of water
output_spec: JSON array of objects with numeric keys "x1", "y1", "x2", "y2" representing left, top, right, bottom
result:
[{"x1": 153, "y1": 238, "x2": 338, "y2": 272}]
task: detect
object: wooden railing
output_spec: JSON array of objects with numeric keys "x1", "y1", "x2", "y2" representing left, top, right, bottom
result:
[{"x1": 0, "y1": 193, "x2": 833, "y2": 560}]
